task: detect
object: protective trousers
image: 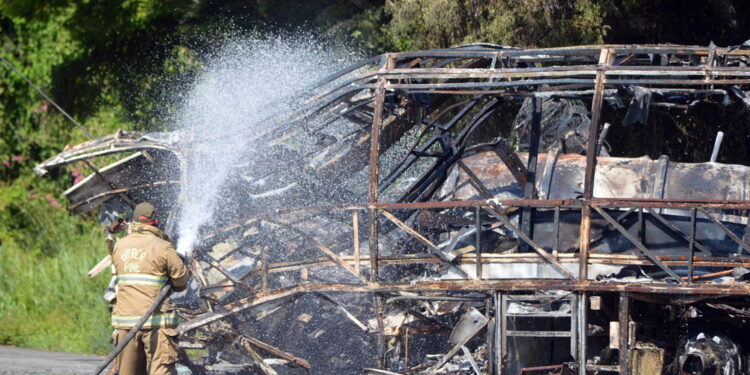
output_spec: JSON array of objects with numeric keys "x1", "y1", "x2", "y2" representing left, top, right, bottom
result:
[{"x1": 114, "y1": 328, "x2": 179, "y2": 375}]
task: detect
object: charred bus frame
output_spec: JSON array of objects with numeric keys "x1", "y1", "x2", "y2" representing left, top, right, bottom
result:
[{"x1": 36, "y1": 44, "x2": 750, "y2": 374}]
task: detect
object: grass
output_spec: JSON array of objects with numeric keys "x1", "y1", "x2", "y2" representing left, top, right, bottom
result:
[{"x1": 0, "y1": 185, "x2": 112, "y2": 355}]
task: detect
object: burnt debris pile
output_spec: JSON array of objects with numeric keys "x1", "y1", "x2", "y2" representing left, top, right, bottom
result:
[{"x1": 35, "y1": 43, "x2": 750, "y2": 374}]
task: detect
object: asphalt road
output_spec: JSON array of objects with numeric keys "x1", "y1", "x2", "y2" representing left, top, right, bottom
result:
[{"x1": 0, "y1": 346, "x2": 104, "y2": 374}]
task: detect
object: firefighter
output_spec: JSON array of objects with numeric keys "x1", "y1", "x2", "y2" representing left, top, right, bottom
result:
[{"x1": 111, "y1": 202, "x2": 188, "y2": 375}]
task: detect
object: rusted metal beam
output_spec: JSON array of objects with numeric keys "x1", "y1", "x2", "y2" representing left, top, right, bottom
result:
[
  {"x1": 374, "y1": 66, "x2": 750, "y2": 80},
  {"x1": 520, "y1": 96, "x2": 542, "y2": 252},
  {"x1": 486, "y1": 309, "x2": 494, "y2": 375},
  {"x1": 328, "y1": 47, "x2": 740, "y2": 84},
  {"x1": 380, "y1": 209, "x2": 472, "y2": 279},
  {"x1": 368, "y1": 67, "x2": 390, "y2": 369},
  {"x1": 566, "y1": 207, "x2": 636, "y2": 253},
  {"x1": 375, "y1": 293, "x2": 386, "y2": 368},
  {"x1": 589, "y1": 198, "x2": 750, "y2": 210},
  {"x1": 368, "y1": 76, "x2": 387, "y2": 205},
  {"x1": 392, "y1": 83, "x2": 742, "y2": 95},
  {"x1": 638, "y1": 207, "x2": 645, "y2": 243},
  {"x1": 570, "y1": 294, "x2": 578, "y2": 361},
  {"x1": 375, "y1": 65, "x2": 750, "y2": 79},
  {"x1": 231, "y1": 330, "x2": 311, "y2": 369},
  {"x1": 475, "y1": 206, "x2": 482, "y2": 279},
  {"x1": 490, "y1": 138, "x2": 528, "y2": 186},
  {"x1": 203, "y1": 257, "x2": 242, "y2": 285},
  {"x1": 316, "y1": 293, "x2": 368, "y2": 331},
  {"x1": 645, "y1": 207, "x2": 709, "y2": 253},
  {"x1": 383, "y1": 198, "x2": 750, "y2": 211},
  {"x1": 688, "y1": 208, "x2": 697, "y2": 283},
  {"x1": 457, "y1": 161, "x2": 494, "y2": 199},
  {"x1": 507, "y1": 330, "x2": 570, "y2": 337},
  {"x1": 242, "y1": 340, "x2": 279, "y2": 375},
  {"x1": 378, "y1": 199, "x2": 560, "y2": 211},
  {"x1": 682, "y1": 269, "x2": 734, "y2": 281},
  {"x1": 523, "y1": 97, "x2": 542, "y2": 197},
  {"x1": 581, "y1": 48, "x2": 614, "y2": 197},
  {"x1": 198, "y1": 199, "x2": 750, "y2": 239},
  {"x1": 255, "y1": 253, "x2": 750, "y2": 274},
  {"x1": 368, "y1": 75, "x2": 387, "y2": 283},
  {"x1": 580, "y1": 49, "x2": 611, "y2": 282},
  {"x1": 260, "y1": 245, "x2": 269, "y2": 292},
  {"x1": 618, "y1": 293, "x2": 630, "y2": 375},
  {"x1": 264, "y1": 220, "x2": 369, "y2": 284},
  {"x1": 484, "y1": 207, "x2": 575, "y2": 279},
  {"x1": 353, "y1": 210, "x2": 361, "y2": 276},
  {"x1": 592, "y1": 205, "x2": 682, "y2": 281},
  {"x1": 578, "y1": 292, "x2": 587, "y2": 375},
  {"x1": 553, "y1": 207, "x2": 560, "y2": 257},
  {"x1": 698, "y1": 207, "x2": 750, "y2": 255},
  {"x1": 496, "y1": 293, "x2": 505, "y2": 375}
]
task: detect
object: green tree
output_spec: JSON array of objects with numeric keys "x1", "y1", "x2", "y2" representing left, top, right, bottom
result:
[{"x1": 386, "y1": 0, "x2": 611, "y2": 50}]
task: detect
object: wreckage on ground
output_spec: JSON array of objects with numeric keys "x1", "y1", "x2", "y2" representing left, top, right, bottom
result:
[{"x1": 36, "y1": 43, "x2": 750, "y2": 374}]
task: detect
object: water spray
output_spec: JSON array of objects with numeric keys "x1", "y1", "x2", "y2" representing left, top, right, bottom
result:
[{"x1": 170, "y1": 34, "x2": 357, "y2": 257}]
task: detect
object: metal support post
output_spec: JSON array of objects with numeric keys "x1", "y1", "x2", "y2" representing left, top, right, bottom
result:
[
  {"x1": 368, "y1": 76, "x2": 387, "y2": 282},
  {"x1": 578, "y1": 292, "x2": 588, "y2": 375},
  {"x1": 494, "y1": 292, "x2": 506, "y2": 375},
  {"x1": 638, "y1": 207, "x2": 644, "y2": 243},
  {"x1": 583, "y1": 48, "x2": 612, "y2": 199},
  {"x1": 571, "y1": 293, "x2": 579, "y2": 360},
  {"x1": 688, "y1": 208, "x2": 697, "y2": 283},
  {"x1": 520, "y1": 96, "x2": 542, "y2": 251},
  {"x1": 579, "y1": 206, "x2": 591, "y2": 280},
  {"x1": 486, "y1": 297, "x2": 494, "y2": 374},
  {"x1": 579, "y1": 49, "x2": 611, "y2": 281},
  {"x1": 353, "y1": 210, "x2": 360, "y2": 276},
  {"x1": 476, "y1": 206, "x2": 482, "y2": 279},
  {"x1": 369, "y1": 71, "x2": 389, "y2": 369},
  {"x1": 375, "y1": 294, "x2": 386, "y2": 368},
  {"x1": 261, "y1": 246, "x2": 269, "y2": 292},
  {"x1": 618, "y1": 294, "x2": 630, "y2": 375},
  {"x1": 369, "y1": 209, "x2": 379, "y2": 281},
  {"x1": 553, "y1": 206, "x2": 560, "y2": 257}
]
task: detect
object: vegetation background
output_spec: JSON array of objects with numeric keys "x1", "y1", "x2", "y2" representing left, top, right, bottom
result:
[{"x1": 2, "y1": 0, "x2": 750, "y2": 354}]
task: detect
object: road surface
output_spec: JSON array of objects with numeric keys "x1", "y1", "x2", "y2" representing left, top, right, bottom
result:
[{"x1": 0, "y1": 346, "x2": 104, "y2": 374}]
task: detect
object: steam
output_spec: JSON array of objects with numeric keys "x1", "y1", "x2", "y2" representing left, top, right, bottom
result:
[{"x1": 173, "y1": 33, "x2": 355, "y2": 256}]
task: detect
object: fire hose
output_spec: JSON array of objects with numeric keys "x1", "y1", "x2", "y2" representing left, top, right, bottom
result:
[{"x1": 93, "y1": 284, "x2": 173, "y2": 375}]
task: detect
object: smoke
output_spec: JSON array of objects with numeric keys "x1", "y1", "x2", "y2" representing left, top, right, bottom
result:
[{"x1": 172, "y1": 33, "x2": 356, "y2": 257}]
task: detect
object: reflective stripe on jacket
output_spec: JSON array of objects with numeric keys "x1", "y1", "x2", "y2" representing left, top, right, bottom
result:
[
  {"x1": 117, "y1": 273, "x2": 169, "y2": 287},
  {"x1": 111, "y1": 311, "x2": 178, "y2": 329}
]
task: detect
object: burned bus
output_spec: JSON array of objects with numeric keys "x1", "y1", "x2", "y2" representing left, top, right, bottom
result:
[{"x1": 37, "y1": 43, "x2": 750, "y2": 375}]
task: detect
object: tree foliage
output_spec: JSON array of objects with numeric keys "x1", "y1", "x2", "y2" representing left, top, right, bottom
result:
[
  {"x1": 386, "y1": 0, "x2": 610, "y2": 50},
  {"x1": 384, "y1": 0, "x2": 750, "y2": 50}
]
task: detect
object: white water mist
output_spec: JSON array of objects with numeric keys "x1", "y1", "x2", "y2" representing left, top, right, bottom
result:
[{"x1": 173, "y1": 33, "x2": 356, "y2": 257}]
